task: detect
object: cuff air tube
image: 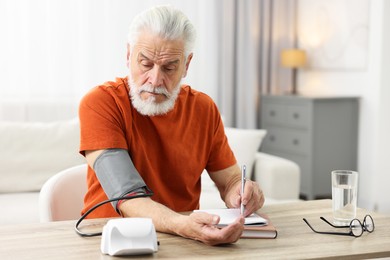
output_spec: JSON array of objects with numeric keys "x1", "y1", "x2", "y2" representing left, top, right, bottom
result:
[{"x1": 93, "y1": 149, "x2": 152, "y2": 211}]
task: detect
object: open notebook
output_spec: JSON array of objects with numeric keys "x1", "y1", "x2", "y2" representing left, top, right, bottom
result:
[{"x1": 195, "y1": 208, "x2": 277, "y2": 239}]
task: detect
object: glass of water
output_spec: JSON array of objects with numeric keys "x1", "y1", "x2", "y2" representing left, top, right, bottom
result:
[{"x1": 331, "y1": 170, "x2": 358, "y2": 225}]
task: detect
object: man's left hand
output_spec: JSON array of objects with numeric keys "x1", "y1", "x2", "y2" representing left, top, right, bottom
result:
[{"x1": 226, "y1": 179, "x2": 265, "y2": 217}]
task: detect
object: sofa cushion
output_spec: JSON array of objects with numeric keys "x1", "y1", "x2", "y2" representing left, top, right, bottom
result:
[
  {"x1": 200, "y1": 128, "x2": 267, "y2": 208},
  {"x1": 0, "y1": 192, "x2": 40, "y2": 224},
  {"x1": 224, "y1": 127, "x2": 267, "y2": 178},
  {"x1": 0, "y1": 118, "x2": 85, "y2": 193}
]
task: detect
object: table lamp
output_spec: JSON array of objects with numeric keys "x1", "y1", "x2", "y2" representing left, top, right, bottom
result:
[{"x1": 280, "y1": 49, "x2": 306, "y2": 95}]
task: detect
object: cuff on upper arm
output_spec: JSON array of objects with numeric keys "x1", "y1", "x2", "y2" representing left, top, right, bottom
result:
[{"x1": 93, "y1": 149, "x2": 153, "y2": 212}]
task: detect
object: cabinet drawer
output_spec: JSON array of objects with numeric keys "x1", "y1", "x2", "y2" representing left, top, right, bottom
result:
[
  {"x1": 262, "y1": 127, "x2": 310, "y2": 155},
  {"x1": 286, "y1": 105, "x2": 310, "y2": 128},
  {"x1": 262, "y1": 104, "x2": 286, "y2": 125},
  {"x1": 262, "y1": 103, "x2": 310, "y2": 129}
]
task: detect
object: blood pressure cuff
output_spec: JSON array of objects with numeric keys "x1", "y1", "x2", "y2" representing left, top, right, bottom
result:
[{"x1": 93, "y1": 149, "x2": 152, "y2": 212}]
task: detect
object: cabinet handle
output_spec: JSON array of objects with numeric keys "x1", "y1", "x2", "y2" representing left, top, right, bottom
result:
[
  {"x1": 269, "y1": 110, "x2": 276, "y2": 117},
  {"x1": 293, "y1": 139, "x2": 299, "y2": 145}
]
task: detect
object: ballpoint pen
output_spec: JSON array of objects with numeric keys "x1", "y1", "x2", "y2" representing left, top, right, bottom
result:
[{"x1": 241, "y1": 165, "x2": 246, "y2": 215}]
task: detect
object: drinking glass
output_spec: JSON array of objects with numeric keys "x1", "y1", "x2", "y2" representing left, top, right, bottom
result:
[{"x1": 331, "y1": 170, "x2": 358, "y2": 225}]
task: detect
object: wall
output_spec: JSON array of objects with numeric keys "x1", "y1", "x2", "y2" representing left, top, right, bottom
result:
[
  {"x1": 297, "y1": 0, "x2": 390, "y2": 213},
  {"x1": 374, "y1": 0, "x2": 390, "y2": 213}
]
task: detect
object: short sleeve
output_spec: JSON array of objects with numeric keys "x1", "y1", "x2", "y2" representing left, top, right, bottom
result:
[{"x1": 79, "y1": 86, "x2": 128, "y2": 155}]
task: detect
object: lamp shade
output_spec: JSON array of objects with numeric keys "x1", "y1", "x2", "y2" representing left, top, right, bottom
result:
[{"x1": 281, "y1": 49, "x2": 306, "y2": 68}]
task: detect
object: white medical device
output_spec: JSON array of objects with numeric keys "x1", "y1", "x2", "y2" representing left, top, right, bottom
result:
[{"x1": 101, "y1": 218, "x2": 158, "y2": 256}]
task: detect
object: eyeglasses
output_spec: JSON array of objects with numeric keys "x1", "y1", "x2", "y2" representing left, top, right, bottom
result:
[{"x1": 303, "y1": 215, "x2": 375, "y2": 237}]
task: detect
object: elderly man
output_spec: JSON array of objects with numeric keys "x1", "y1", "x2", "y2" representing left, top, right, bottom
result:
[{"x1": 79, "y1": 5, "x2": 264, "y2": 245}]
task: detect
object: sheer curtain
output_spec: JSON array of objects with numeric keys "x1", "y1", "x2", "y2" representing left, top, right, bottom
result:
[
  {"x1": 0, "y1": 0, "x2": 220, "y2": 103},
  {"x1": 1, "y1": 0, "x2": 130, "y2": 101},
  {"x1": 218, "y1": 0, "x2": 296, "y2": 128},
  {"x1": 0, "y1": 0, "x2": 295, "y2": 129}
]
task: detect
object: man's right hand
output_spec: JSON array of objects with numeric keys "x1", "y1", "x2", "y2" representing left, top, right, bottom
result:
[
  {"x1": 119, "y1": 197, "x2": 244, "y2": 246},
  {"x1": 176, "y1": 211, "x2": 245, "y2": 246}
]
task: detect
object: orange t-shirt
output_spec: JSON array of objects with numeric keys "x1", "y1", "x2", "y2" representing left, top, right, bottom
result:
[{"x1": 79, "y1": 77, "x2": 236, "y2": 218}]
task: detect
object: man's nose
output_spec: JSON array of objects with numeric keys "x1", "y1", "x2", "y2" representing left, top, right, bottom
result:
[{"x1": 148, "y1": 66, "x2": 164, "y2": 87}]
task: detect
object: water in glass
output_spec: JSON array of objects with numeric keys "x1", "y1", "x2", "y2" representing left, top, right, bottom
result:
[{"x1": 332, "y1": 184, "x2": 357, "y2": 225}]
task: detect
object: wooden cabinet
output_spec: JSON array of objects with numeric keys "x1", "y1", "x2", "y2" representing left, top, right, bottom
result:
[{"x1": 260, "y1": 95, "x2": 359, "y2": 200}]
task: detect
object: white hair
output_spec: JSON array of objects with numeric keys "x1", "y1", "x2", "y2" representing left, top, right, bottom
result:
[{"x1": 127, "y1": 5, "x2": 196, "y2": 56}]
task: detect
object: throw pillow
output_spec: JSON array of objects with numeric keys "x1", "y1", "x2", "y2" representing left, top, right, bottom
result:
[
  {"x1": 201, "y1": 127, "x2": 267, "y2": 204},
  {"x1": 224, "y1": 127, "x2": 267, "y2": 179}
]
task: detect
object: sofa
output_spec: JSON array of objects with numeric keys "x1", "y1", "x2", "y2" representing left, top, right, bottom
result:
[{"x1": 0, "y1": 100, "x2": 300, "y2": 225}]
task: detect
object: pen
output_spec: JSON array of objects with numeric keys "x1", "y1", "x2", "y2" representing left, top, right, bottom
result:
[{"x1": 240, "y1": 165, "x2": 246, "y2": 215}]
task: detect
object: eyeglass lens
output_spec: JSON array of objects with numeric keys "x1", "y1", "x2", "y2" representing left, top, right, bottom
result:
[
  {"x1": 363, "y1": 215, "x2": 375, "y2": 232},
  {"x1": 350, "y1": 219, "x2": 363, "y2": 237}
]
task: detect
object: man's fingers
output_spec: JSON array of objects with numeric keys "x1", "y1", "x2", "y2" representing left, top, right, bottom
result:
[
  {"x1": 242, "y1": 180, "x2": 256, "y2": 204},
  {"x1": 202, "y1": 216, "x2": 245, "y2": 245},
  {"x1": 191, "y1": 212, "x2": 220, "y2": 225},
  {"x1": 241, "y1": 180, "x2": 265, "y2": 216}
]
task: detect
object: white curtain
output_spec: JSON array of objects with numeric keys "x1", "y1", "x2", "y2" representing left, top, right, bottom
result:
[
  {"x1": 0, "y1": 0, "x2": 220, "y2": 103},
  {"x1": 0, "y1": 0, "x2": 295, "y2": 129},
  {"x1": 218, "y1": 0, "x2": 296, "y2": 128}
]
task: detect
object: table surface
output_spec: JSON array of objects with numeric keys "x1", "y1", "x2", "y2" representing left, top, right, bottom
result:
[{"x1": 0, "y1": 200, "x2": 389, "y2": 260}]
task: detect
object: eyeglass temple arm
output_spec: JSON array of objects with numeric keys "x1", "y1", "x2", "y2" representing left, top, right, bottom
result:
[
  {"x1": 303, "y1": 218, "x2": 353, "y2": 236},
  {"x1": 320, "y1": 217, "x2": 350, "y2": 228}
]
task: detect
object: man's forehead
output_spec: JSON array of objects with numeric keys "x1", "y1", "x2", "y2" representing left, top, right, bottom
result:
[
  {"x1": 134, "y1": 32, "x2": 185, "y2": 59},
  {"x1": 136, "y1": 46, "x2": 183, "y2": 60}
]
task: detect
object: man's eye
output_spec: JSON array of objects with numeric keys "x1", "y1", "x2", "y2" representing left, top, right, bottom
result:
[
  {"x1": 164, "y1": 66, "x2": 176, "y2": 72},
  {"x1": 141, "y1": 62, "x2": 153, "y2": 69}
]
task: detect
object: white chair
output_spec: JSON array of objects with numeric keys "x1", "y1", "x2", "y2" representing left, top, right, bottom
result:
[{"x1": 39, "y1": 164, "x2": 88, "y2": 222}]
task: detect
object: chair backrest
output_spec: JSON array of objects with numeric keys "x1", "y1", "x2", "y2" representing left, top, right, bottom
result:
[{"x1": 39, "y1": 164, "x2": 88, "y2": 222}]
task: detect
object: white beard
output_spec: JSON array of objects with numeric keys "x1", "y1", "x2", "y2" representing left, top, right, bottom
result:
[{"x1": 128, "y1": 78, "x2": 181, "y2": 116}]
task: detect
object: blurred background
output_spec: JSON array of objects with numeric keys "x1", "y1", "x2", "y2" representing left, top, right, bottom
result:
[{"x1": 1, "y1": 0, "x2": 389, "y2": 214}]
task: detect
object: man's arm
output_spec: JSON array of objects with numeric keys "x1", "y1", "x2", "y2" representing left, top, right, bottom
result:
[
  {"x1": 85, "y1": 149, "x2": 245, "y2": 246},
  {"x1": 118, "y1": 196, "x2": 244, "y2": 245},
  {"x1": 208, "y1": 164, "x2": 265, "y2": 217}
]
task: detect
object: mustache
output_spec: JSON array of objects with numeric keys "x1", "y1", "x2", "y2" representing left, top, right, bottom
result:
[{"x1": 138, "y1": 84, "x2": 170, "y2": 98}]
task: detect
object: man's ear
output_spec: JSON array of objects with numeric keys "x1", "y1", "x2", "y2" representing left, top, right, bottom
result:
[
  {"x1": 182, "y1": 53, "x2": 193, "y2": 78},
  {"x1": 126, "y1": 44, "x2": 131, "y2": 68}
]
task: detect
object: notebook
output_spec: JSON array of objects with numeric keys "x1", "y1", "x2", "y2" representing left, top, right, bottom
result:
[{"x1": 195, "y1": 208, "x2": 277, "y2": 239}]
